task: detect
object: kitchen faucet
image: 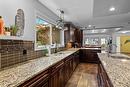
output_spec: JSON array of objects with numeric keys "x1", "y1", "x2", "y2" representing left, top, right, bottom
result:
[{"x1": 107, "y1": 44, "x2": 117, "y2": 57}]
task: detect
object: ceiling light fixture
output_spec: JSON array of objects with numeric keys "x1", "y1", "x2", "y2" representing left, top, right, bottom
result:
[
  {"x1": 88, "y1": 25, "x2": 92, "y2": 27},
  {"x1": 109, "y1": 7, "x2": 115, "y2": 11},
  {"x1": 56, "y1": 9, "x2": 64, "y2": 29}
]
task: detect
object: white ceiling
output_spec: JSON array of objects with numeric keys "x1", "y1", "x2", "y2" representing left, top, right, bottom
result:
[
  {"x1": 93, "y1": 0, "x2": 130, "y2": 17},
  {"x1": 39, "y1": 0, "x2": 130, "y2": 33},
  {"x1": 39, "y1": 0, "x2": 93, "y2": 27}
]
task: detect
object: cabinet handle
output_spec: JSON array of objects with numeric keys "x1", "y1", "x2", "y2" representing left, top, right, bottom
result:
[{"x1": 55, "y1": 62, "x2": 64, "y2": 69}]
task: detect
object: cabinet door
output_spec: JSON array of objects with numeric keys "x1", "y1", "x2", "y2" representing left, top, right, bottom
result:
[
  {"x1": 59, "y1": 66, "x2": 65, "y2": 87},
  {"x1": 73, "y1": 57, "x2": 76, "y2": 71},
  {"x1": 35, "y1": 80, "x2": 49, "y2": 87},
  {"x1": 50, "y1": 61, "x2": 64, "y2": 87},
  {"x1": 50, "y1": 67, "x2": 64, "y2": 87},
  {"x1": 64, "y1": 56, "x2": 73, "y2": 84},
  {"x1": 79, "y1": 49, "x2": 87, "y2": 62},
  {"x1": 69, "y1": 57, "x2": 73, "y2": 76},
  {"x1": 79, "y1": 49, "x2": 100, "y2": 63},
  {"x1": 50, "y1": 71, "x2": 59, "y2": 87},
  {"x1": 41, "y1": 82, "x2": 49, "y2": 87},
  {"x1": 64, "y1": 60, "x2": 70, "y2": 84}
]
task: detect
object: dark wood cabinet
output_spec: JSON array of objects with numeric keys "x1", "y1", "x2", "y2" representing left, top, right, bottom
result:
[
  {"x1": 50, "y1": 61, "x2": 64, "y2": 87},
  {"x1": 74, "y1": 29, "x2": 83, "y2": 47},
  {"x1": 97, "y1": 62, "x2": 113, "y2": 87},
  {"x1": 64, "y1": 56, "x2": 73, "y2": 84},
  {"x1": 19, "y1": 51, "x2": 79, "y2": 87},
  {"x1": 18, "y1": 49, "x2": 115, "y2": 87},
  {"x1": 73, "y1": 51, "x2": 79, "y2": 71},
  {"x1": 64, "y1": 23, "x2": 75, "y2": 44},
  {"x1": 64, "y1": 23, "x2": 83, "y2": 47},
  {"x1": 18, "y1": 69, "x2": 50, "y2": 87},
  {"x1": 80, "y1": 49, "x2": 101, "y2": 63}
]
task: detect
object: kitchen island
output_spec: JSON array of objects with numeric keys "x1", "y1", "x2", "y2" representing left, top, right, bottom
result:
[{"x1": 98, "y1": 53, "x2": 130, "y2": 87}]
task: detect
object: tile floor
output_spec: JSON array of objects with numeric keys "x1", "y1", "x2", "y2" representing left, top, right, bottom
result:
[{"x1": 65, "y1": 63, "x2": 98, "y2": 87}]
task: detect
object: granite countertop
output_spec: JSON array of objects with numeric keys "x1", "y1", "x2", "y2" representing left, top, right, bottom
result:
[
  {"x1": 0, "y1": 49, "x2": 79, "y2": 87},
  {"x1": 98, "y1": 53, "x2": 130, "y2": 87}
]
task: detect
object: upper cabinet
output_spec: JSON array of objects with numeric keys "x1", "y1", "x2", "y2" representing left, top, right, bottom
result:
[
  {"x1": 64, "y1": 23, "x2": 83, "y2": 47},
  {"x1": 64, "y1": 23, "x2": 75, "y2": 44}
]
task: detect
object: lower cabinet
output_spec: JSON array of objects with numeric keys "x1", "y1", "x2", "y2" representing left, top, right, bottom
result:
[
  {"x1": 19, "y1": 51, "x2": 79, "y2": 87},
  {"x1": 19, "y1": 50, "x2": 114, "y2": 87},
  {"x1": 98, "y1": 63, "x2": 113, "y2": 87},
  {"x1": 80, "y1": 49, "x2": 101, "y2": 63},
  {"x1": 37, "y1": 80, "x2": 49, "y2": 87},
  {"x1": 18, "y1": 69, "x2": 50, "y2": 87},
  {"x1": 64, "y1": 56, "x2": 73, "y2": 84},
  {"x1": 50, "y1": 61, "x2": 64, "y2": 87},
  {"x1": 73, "y1": 52, "x2": 79, "y2": 71}
]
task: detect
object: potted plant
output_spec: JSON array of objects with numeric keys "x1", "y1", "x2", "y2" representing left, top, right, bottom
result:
[
  {"x1": 43, "y1": 49, "x2": 49, "y2": 56},
  {"x1": 10, "y1": 25, "x2": 18, "y2": 36},
  {"x1": 4, "y1": 27, "x2": 11, "y2": 36}
]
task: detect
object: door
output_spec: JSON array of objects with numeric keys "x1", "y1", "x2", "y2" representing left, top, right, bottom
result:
[{"x1": 120, "y1": 36, "x2": 130, "y2": 53}]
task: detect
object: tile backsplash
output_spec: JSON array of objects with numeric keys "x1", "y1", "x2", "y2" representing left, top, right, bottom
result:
[
  {"x1": 0, "y1": 40, "x2": 65, "y2": 69},
  {"x1": 0, "y1": 40, "x2": 45, "y2": 69}
]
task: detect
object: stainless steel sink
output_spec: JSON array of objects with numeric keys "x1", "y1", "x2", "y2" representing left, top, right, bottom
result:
[{"x1": 53, "y1": 52, "x2": 64, "y2": 56}]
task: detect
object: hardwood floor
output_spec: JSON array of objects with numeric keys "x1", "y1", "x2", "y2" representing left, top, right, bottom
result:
[{"x1": 65, "y1": 63, "x2": 98, "y2": 87}]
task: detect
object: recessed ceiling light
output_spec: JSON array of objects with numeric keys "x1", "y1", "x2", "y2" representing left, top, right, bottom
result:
[
  {"x1": 109, "y1": 7, "x2": 115, "y2": 11},
  {"x1": 101, "y1": 29, "x2": 107, "y2": 33},
  {"x1": 88, "y1": 25, "x2": 92, "y2": 27}
]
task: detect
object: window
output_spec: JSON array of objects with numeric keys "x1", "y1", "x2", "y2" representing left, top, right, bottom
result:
[
  {"x1": 35, "y1": 11, "x2": 64, "y2": 50},
  {"x1": 84, "y1": 37, "x2": 99, "y2": 45},
  {"x1": 101, "y1": 38, "x2": 106, "y2": 45},
  {"x1": 101, "y1": 38, "x2": 107, "y2": 50},
  {"x1": 35, "y1": 17, "x2": 51, "y2": 49},
  {"x1": 35, "y1": 16, "x2": 63, "y2": 50},
  {"x1": 52, "y1": 25, "x2": 60, "y2": 44}
]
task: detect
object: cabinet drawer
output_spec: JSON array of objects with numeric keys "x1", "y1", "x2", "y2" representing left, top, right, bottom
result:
[
  {"x1": 51, "y1": 61, "x2": 64, "y2": 73},
  {"x1": 64, "y1": 56, "x2": 72, "y2": 62},
  {"x1": 19, "y1": 69, "x2": 49, "y2": 87}
]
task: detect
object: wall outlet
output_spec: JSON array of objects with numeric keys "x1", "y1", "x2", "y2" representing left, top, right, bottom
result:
[{"x1": 23, "y1": 50, "x2": 27, "y2": 55}]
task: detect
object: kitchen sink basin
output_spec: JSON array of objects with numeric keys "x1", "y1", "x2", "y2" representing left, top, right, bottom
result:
[{"x1": 53, "y1": 52, "x2": 65, "y2": 56}]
